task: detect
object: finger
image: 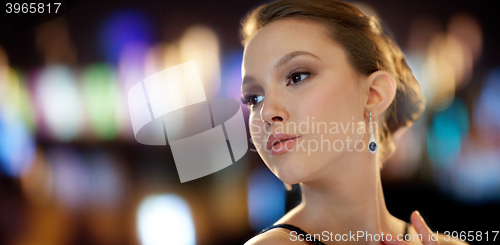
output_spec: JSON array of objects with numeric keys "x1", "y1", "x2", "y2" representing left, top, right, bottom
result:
[
  {"x1": 410, "y1": 211, "x2": 439, "y2": 245},
  {"x1": 381, "y1": 234, "x2": 410, "y2": 245}
]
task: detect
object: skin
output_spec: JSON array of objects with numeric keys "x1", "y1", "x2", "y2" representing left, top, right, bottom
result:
[{"x1": 241, "y1": 18, "x2": 467, "y2": 245}]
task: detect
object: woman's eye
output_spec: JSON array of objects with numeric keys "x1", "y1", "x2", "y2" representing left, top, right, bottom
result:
[
  {"x1": 241, "y1": 94, "x2": 264, "y2": 108},
  {"x1": 288, "y1": 73, "x2": 309, "y2": 85}
]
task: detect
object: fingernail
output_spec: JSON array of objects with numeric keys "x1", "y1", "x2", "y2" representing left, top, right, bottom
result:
[{"x1": 416, "y1": 210, "x2": 426, "y2": 223}]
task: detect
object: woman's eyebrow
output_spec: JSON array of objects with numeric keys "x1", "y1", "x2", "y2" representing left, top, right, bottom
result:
[
  {"x1": 275, "y1": 50, "x2": 322, "y2": 70},
  {"x1": 242, "y1": 75, "x2": 256, "y2": 85}
]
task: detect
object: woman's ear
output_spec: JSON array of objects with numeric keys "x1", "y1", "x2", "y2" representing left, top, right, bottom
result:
[{"x1": 364, "y1": 70, "x2": 397, "y2": 117}]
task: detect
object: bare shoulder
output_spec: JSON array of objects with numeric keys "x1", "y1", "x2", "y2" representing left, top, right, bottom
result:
[{"x1": 244, "y1": 228, "x2": 310, "y2": 245}]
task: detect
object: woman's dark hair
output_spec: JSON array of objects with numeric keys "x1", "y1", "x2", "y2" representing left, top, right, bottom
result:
[{"x1": 240, "y1": 0, "x2": 426, "y2": 164}]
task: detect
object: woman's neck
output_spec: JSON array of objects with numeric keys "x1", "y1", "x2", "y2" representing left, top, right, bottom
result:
[{"x1": 286, "y1": 154, "x2": 405, "y2": 244}]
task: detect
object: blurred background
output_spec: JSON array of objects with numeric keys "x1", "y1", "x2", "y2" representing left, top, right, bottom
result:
[{"x1": 0, "y1": 0, "x2": 499, "y2": 244}]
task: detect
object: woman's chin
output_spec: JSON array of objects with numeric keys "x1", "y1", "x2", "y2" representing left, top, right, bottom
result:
[{"x1": 273, "y1": 167, "x2": 317, "y2": 186}]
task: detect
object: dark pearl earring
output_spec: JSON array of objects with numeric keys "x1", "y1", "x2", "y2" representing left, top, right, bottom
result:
[{"x1": 368, "y1": 112, "x2": 378, "y2": 154}]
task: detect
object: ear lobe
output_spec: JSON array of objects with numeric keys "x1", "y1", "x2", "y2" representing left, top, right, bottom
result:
[{"x1": 364, "y1": 70, "x2": 397, "y2": 116}]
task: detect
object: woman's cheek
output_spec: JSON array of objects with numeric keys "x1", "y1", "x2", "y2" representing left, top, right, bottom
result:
[
  {"x1": 300, "y1": 86, "x2": 342, "y2": 119},
  {"x1": 249, "y1": 115, "x2": 265, "y2": 151}
]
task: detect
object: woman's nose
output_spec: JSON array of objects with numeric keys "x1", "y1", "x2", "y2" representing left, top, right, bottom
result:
[{"x1": 259, "y1": 93, "x2": 289, "y2": 126}]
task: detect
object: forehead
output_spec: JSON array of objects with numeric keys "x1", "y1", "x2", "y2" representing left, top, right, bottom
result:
[{"x1": 242, "y1": 18, "x2": 341, "y2": 74}]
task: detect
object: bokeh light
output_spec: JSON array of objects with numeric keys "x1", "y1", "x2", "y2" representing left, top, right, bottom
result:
[
  {"x1": 178, "y1": 25, "x2": 221, "y2": 99},
  {"x1": 86, "y1": 150, "x2": 124, "y2": 210},
  {"x1": 452, "y1": 147, "x2": 500, "y2": 203},
  {"x1": 0, "y1": 116, "x2": 35, "y2": 177},
  {"x1": 35, "y1": 65, "x2": 83, "y2": 141},
  {"x1": 448, "y1": 12, "x2": 482, "y2": 64},
  {"x1": 137, "y1": 194, "x2": 196, "y2": 245},
  {"x1": 220, "y1": 50, "x2": 244, "y2": 101},
  {"x1": 48, "y1": 147, "x2": 88, "y2": 211},
  {"x1": 427, "y1": 98, "x2": 469, "y2": 170},
  {"x1": 35, "y1": 17, "x2": 77, "y2": 65},
  {"x1": 247, "y1": 166, "x2": 286, "y2": 231},
  {"x1": 0, "y1": 65, "x2": 20, "y2": 121},
  {"x1": 20, "y1": 148, "x2": 53, "y2": 206},
  {"x1": 81, "y1": 63, "x2": 125, "y2": 140},
  {"x1": 99, "y1": 9, "x2": 153, "y2": 63},
  {"x1": 473, "y1": 68, "x2": 500, "y2": 144}
]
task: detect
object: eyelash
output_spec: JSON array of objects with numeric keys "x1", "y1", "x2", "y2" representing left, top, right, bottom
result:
[
  {"x1": 241, "y1": 70, "x2": 312, "y2": 108},
  {"x1": 286, "y1": 70, "x2": 311, "y2": 85},
  {"x1": 240, "y1": 94, "x2": 264, "y2": 108}
]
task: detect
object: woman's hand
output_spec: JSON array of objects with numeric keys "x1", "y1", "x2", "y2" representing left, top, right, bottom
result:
[{"x1": 382, "y1": 211, "x2": 439, "y2": 245}]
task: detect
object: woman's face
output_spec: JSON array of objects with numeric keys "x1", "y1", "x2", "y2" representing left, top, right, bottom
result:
[{"x1": 241, "y1": 18, "x2": 369, "y2": 184}]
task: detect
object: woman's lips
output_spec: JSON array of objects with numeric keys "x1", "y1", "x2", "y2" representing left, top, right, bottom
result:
[{"x1": 266, "y1": 133, "x2": 300, "y2": 155}]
